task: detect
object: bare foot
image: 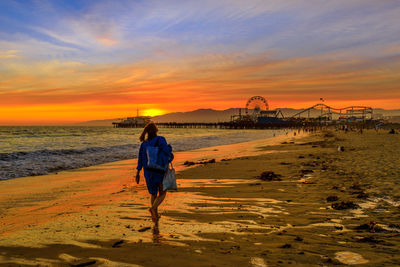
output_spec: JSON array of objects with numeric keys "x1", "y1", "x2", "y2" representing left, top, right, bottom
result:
[{"x1": 148, "y1": 208, "x2": 157, "y2": 222}]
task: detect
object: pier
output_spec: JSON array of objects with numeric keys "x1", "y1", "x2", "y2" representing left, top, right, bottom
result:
[
  {"x1": 113, "y1": 121, "x2": 297, "y2": 129},
  {"x1": 155, "y1": 122, "x2": 280, "y2": 129},
  {"x1": 112, "y1": 96, "x2": 378, "y2": 129},
  {"x1": 155, "y1": 121, "x2": 315, "y2": 129}
]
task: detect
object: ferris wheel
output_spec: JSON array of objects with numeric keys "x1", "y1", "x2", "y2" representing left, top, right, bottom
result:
[{"x1": 245, "y1": 96, "x2": 269, "y2": 116}]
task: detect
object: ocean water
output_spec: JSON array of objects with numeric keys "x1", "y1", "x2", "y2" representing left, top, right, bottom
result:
[{"x1": 0, "y1": 126, "x2": 285, "y2": 180}]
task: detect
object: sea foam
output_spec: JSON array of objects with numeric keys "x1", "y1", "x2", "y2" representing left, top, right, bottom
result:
[{"x1": 0, "y1": 127, "x2": 285, "y2": 180}]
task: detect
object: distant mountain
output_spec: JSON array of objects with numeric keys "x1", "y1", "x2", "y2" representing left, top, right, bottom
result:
[
  {"x1": 151, "y1": 108, "x2": 241, "y2": 123},
  {"x1": 372, "y1": 109, "x2": 400, "y2": 117},
  {"x1": 73, "y1": 118, "x2": 122, "y2": 126},
  {"x1": 73, "y1": 107, "x2": 400, "y2": 126}
]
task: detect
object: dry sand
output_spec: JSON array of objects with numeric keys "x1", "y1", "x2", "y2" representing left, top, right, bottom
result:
[{"x1": 0, "y1": 129, "x2": 400, "y2": 266}]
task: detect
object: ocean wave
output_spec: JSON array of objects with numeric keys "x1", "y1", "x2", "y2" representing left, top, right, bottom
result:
[
  {"x1": 0, "y1": 144, "x2": 140, "y2": 180},
  {"x1": 0, "y1": 130, "x2": 284, "y2": 180}
]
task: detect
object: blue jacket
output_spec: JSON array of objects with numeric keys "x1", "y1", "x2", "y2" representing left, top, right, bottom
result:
[{"x1": 137, "y1": 136, "x2": 172, "y2": 172}]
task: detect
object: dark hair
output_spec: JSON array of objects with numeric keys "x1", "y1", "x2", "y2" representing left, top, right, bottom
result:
[{"x1": 139, "y1": 122, "x2": 158, "y2": 142}]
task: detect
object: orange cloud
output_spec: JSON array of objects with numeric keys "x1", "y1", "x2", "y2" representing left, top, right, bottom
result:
[
  {"x1": 97, "y1": 37, "x2": 117, "y2": 46},
  {"x1": 0, "y1": 50, "x2": 399, "y2": 124}
]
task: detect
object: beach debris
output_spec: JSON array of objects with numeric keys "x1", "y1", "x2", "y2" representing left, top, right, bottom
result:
[
  {"x1": 70, "y1": 260, "x2": 97, "y2": 267},
  {"x1": 326, "y1": 196, "x2": 339, "y2": 202},
  {"x1": 300, "y1": 169, "x2": 313, "y2": 175},
  {"x1": 350, "y1": 184, "x2": 362, "y2": 190},
  {"x1": 298, "y1": 155, "x2": 305, "y2": 159},
  {"x1": 280, "y1": 243, "x2": 292, "y2": 248},
  {"x1": 111, "y1": 240, "x2": 124, "y2": 248},
  {"x1": 280, "y1": 162, "x2": 292, "y2": 165},
  {"x1": 334, "y1": 251, "x2": 369, "y2": 265},
  {"x1": 331, "y1": 201, "x2": 360, "y2": 210},
  {"x1": 356, "y1": 192, "x2": 369, "y2": 199},
  {"x1": 138, "y1": 226, "x2": 151, "y2": 232},
  {"x1": 259, "y1": 171, "x2": 282, "y2": 181},
  {"x1": 301, "y1": 162, "x2": 316, "y2": 167},
  {"x1": 95, "y1": 224, "x2": 100, "y2": 228},
  {"x1": 335, "y1": 226, "x2": 343, "y2": 230},
  {"x1": 199, "y1": 159, "x2": 216, "y2": 164},
  {"x1": 337, "y1": 146, "x2": 345, "y2": 152},
  {"x1": 294, "y1": 236, "x2": 303, "y2": 241},
  {"x1": 184, "y1": 159, "x2": 216, "y2": 166},
  {"x1": 355, "y1": 221, "x2": 383, "y2": 233},
  {"x1": 389, "y1": 129, "x2": 397, "y2": 134}
]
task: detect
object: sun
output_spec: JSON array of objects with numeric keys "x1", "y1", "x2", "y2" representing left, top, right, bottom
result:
[{"x1": 141, "y1": 108, "x2": 166, "y2": 117}]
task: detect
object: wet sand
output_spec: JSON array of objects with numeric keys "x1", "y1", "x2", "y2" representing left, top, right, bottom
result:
[{"x1": 1, "y1": 130, "x2": 400, "y2": 266}]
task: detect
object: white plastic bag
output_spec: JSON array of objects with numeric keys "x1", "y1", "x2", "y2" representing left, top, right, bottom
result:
[{"x1": 163, "y1": 163, "x2": 177, "y2": 192}]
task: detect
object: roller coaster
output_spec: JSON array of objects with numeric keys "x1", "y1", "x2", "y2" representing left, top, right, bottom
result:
[
  {"x1": 291, "y1": 103, "x2": 373, "y2": 121},
  {"x1": 231, "y1": 97, "x2": 374, "y2": 124}
]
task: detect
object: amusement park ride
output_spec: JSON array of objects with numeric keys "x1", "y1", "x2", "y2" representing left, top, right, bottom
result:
[
  {"x1": 231, "y1": 96, "x2": 373, "y2": 124},
  {"x1": 291, "y1": 103, "x2": 373, "y2": 122},
  {"x1": 113, "y1": 96, "x2": 376, "y2": 128},
  {"x1": 231, "y1": 96, "x2": 285, "y2": 124}
]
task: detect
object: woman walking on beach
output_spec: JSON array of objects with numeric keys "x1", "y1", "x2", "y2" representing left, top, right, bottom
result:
[{"x1": 136, "y1": 122, "x2": 172, "y2": 222}]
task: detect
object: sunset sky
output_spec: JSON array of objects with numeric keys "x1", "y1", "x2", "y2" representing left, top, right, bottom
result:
[{"x1": 1, "y1": 0, "x2": 399, "y2": 124}]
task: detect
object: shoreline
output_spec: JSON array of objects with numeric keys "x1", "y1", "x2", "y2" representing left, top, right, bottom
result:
[
  {"x1": 0, "y1": 130, "x2": 302, "y2": 238},
  {"x1": 0, "y1": 128, "x2": 287, "y2": 180},
  {"x1": 1, "y1": 129, "x2": 399, "y2": 266}
]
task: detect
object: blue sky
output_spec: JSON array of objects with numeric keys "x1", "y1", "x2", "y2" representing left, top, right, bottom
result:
[{"x1": 2, "y1": 0, "x2": 399, "y2": 62}]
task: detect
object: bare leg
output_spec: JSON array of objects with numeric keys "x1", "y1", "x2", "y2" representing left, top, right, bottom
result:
[
  {"x1": 149, "y1": 194, "x2": 157, "y2": 222},
  {"x1": 153, "y1": 191, "x2": 166, "y2": 212},
  {"x1": 151, "y1": 194, "x2": 156, "y2": 206},
  {"x1": 151, "y1": 184, "x2": 167, "y2": 220}
]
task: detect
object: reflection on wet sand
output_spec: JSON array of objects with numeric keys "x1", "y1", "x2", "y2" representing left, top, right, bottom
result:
[
  {"x1": 152, "y1": 221, "x2": 160, "y2": 243},
  {"x1": 1, "y1": 130, "x2": 400, "y2": 266},
  {"x1": 0, "y1": 132, "x2": 297, "y2": 238}
]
